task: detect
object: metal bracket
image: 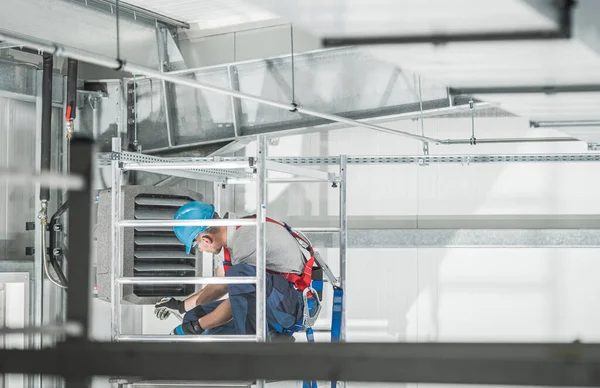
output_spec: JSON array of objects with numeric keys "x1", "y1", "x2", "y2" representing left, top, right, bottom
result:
[{"x1": 588, "y1": 143, "x2": 600, "y2": 151}]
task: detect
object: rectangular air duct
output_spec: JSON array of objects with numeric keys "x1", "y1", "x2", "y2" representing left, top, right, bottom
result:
[{"x1": 96, "y1": 185, "x2": 204, "y2": 304}]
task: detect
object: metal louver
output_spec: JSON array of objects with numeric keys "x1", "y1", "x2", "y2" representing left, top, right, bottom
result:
[
  {"x1": 131, "y1": 194, "x2": 197, "y2": 298},
  {"x1": 95, "y1": 185, "x2": 204, "y2": 304}
]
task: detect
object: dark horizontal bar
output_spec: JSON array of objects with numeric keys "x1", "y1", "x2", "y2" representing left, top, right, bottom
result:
[
  {"x1": 322, "y1": 29, "x2": 567, "y2": 47},
  {"x1": 1, "y1": 342, "x2": 600, "y2": 386},
  {"x1": 450, "y1": 84, "x2": 600, "y2": 95}
]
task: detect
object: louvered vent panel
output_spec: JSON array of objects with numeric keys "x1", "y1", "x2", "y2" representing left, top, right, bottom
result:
[
  {"x1": 96, "y1": 185, "x2": 204, "y2": 305},
  {"x1": 132, "y1": 194, "x2": 195, "y2": 298}
]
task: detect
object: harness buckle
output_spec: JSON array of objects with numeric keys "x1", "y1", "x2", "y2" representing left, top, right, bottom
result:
[{"x1": 302, "y1": 287, "x2": 322, "y2": 328}]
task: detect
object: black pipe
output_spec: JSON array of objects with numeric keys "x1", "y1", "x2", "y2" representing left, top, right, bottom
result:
[
  {"x1": 49, "y1": 200, "x2": 69, "y2": 287},
  {"x1": 40, "y1": 53, "x2": 53, "y2": 202},
  {"x1": 66, "y1": 59, "x2": 78, "y2": 121}
]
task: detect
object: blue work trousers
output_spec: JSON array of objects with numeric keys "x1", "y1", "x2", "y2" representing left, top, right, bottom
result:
[{"x1": 182, "y1": 264, "x2": 303, "y2": 335}]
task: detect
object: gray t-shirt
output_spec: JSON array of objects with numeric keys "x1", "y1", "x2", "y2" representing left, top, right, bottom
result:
[{"x1": 226, "y1": 215, "x2": 306, "y2": 274}]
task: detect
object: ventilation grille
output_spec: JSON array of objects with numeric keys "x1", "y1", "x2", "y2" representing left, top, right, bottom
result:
[{"x1": 132, "y1": 194, "x2": 196, "y2": 297}]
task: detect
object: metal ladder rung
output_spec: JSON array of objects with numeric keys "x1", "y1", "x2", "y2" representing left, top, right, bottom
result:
[
  {"x1": 117, "y1": 277, "x2": 257, "y2": 285},
  {"x1": 116, "y1": 334, "x2": 257, "y2": 342}
]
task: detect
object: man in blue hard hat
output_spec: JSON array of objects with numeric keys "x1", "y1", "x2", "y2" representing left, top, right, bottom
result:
[{"x1": 154, "y1": 200, "x2": 308, "y2": 338}]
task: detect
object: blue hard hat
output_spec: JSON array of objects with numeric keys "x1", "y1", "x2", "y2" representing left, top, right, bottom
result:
[{"x1": 173, "y1": 201, "x2": 215, "y2": 254}]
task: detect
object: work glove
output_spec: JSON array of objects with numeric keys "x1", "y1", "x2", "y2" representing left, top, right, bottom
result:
[
  {"x1": 154, "y1": 297, "x2": 185, "y2": 320},
  {"x1": 171, "y1": 321, "x2": 203, "y2": 335}
]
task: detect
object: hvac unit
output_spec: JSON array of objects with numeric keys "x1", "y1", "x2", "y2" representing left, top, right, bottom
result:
[{"x1": 95, "y1": 185, "x2": 204, "y2": 304}]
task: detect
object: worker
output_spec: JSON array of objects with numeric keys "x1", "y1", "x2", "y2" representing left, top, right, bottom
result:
[{"x1": 154, "y1": 200, "x2": 312, "y2": 339}]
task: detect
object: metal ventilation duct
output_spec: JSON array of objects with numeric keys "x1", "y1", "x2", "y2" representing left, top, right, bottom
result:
[{"x1": 128, "y1": 47, "x2": 503, "y2": 153}]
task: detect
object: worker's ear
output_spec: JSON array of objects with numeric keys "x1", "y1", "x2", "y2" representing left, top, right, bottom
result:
[{"x1": 200, "y1": 234, "x2": 214, "y2": 244}]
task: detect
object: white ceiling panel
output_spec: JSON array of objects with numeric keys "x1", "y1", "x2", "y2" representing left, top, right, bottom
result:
[{"x1": 122, "y1": 0, "x2": 279, "y2": 29}]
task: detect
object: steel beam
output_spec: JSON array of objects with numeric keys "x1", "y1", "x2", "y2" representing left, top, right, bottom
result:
[
  {"x1": 267, "y1": 154, "x2": 600, "y2": 164},
  {"x1": 1, "y1": 342, "x2": 600, "y2": 386},
  {"x1": 304, "y1": 229, "x2": 600, "y2": 248},
  {"x1": 66, "y1": 136, "x2": 94, "y2": 340},
  {"x1": 100, "y1": 152, "x2": 600, "y2": 167}
]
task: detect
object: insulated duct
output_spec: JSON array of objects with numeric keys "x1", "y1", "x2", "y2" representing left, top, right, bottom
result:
[{"x1": 40, "y1": 53, "x2": 53, "y2": 202}]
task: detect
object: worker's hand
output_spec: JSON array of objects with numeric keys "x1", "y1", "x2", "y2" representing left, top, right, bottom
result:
[
  {"x1": 154, "y1": 297, "x2": 185, "y2": 320},
  {"x1": 171, "y1": 321, "x2": 203, "y2": 335}
]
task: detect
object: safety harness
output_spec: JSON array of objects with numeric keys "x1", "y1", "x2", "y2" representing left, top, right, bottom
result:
[
  {"x1": 222, "y1": 216, "x2": 342, "y2": 388},
  {"x1": 222, "y1": 217, "x2": 322, "y2": 334}
]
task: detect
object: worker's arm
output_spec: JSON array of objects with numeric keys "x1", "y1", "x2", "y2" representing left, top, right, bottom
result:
[
  {"x1": 183, "y1": 284, "x2": 228, "y2": 311},
  {"x1": 198, "y1": 298, "x2": 232, "y2": 330},
  {"x1": 173, "y1": 298, "x2": 233, "y2": 335}
]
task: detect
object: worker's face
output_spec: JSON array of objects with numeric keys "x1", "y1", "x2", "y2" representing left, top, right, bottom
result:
[{"x1": 192, "y1": 232, "x2": 222, "y2": 255}]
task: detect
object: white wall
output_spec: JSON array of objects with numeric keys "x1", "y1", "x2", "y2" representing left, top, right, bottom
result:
[
  {"x1": 232, "y1": 115, "x2": 600, "y2": 346},
  {"x1": 112, "y1": 113, "x2": 600, "y2": 387}
]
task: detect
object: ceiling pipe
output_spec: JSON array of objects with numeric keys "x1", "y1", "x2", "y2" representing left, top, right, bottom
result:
[
  {"x1": 438, "y1": 137, "x2": 579, "y2": 145},
  {"x1": 531, "y1": 120, "x2": 600, "y2": 128},
  {"x1": 0, "y1": 30, "x2": 583, "y2": 148}
]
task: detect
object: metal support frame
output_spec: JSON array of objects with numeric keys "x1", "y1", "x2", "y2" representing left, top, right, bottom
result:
[
  {"x1": 321, "y1": 0, "x2": 574, "y2": 47},
  {"x1": 106, "y1": 134, "x2": 347, "y2": 388},
  {"x1": 156, "y1": 26, "x2": 175, "y2": 148},
  {"x1": 227, "y1": 65, "x2": 242, "y2": 139},
  {"x1": 110, "y1": 138, "x2": 123, "y2": 341},
  {"x1": 3, "y1": 342, "x2": 600, "y2": 386},
  {"x1": 338, "y1": 155, "x2": 348, "y2": 345}
]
